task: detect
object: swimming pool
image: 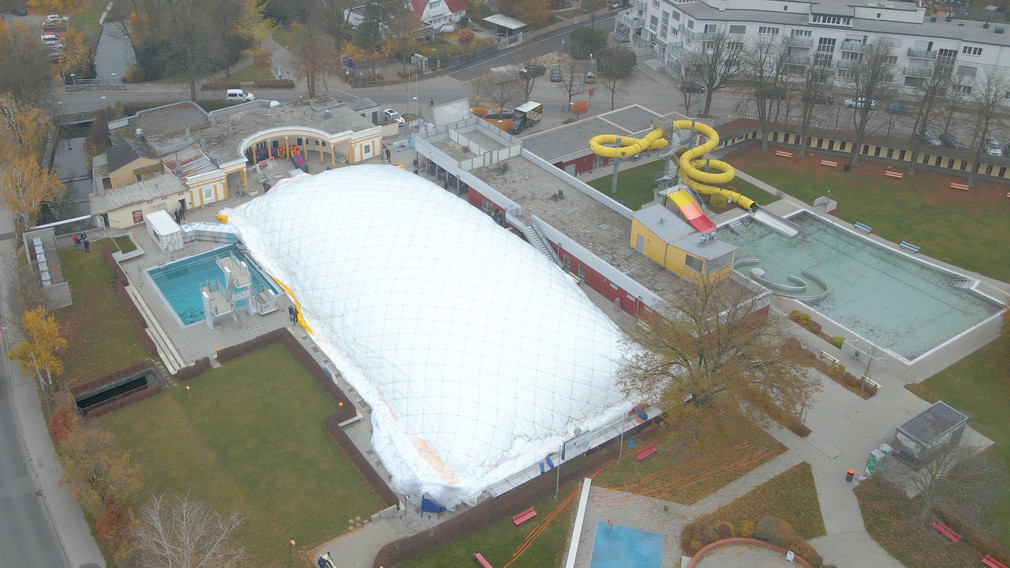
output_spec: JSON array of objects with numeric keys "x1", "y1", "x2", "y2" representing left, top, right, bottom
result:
[
  {"x1": 719, "y1": 213, "x2": 1002, "y2": 363},
  {"x1": 147, "y1": 245, "x2": 278, "y2": 326},
  {"x1": 589, "y1": 521, "x2": 664, "y2": 568}
]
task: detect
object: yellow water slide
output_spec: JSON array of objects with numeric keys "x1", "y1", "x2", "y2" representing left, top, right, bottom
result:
[{"x1": 588, "y1": 120, "x2": 756, "y2": 212}]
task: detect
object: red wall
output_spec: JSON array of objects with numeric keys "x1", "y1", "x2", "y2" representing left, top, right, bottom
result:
[
  {"x1": 553, "y1": 240, "x2": 642, "y2": 318},
  {"x1": 554, "y1": 154, "x2": 607, "y2": 176}
]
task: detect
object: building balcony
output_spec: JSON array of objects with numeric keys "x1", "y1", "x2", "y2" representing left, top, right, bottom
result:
[
  {"x1": 903, "y1": 66, "x2": 932, "y2": 77},
  {"x1": 785, "y1": 55, "x2": 810, "y2": 65},
  {"x1": 836, "y1": 59, "x2": 860, "y2": 69},
  {"x1": 786, "y1": 36, "x2": 813, "y2": 48},
  {"x1": 630, "y1": 0, "x2": 646, "y2": 9},
  {"x1": 667, "y1": 41, "x2": 684, "y2": 59},
  {"x1": 618, "y1": 12, "x2": 645, "y2": 29},
  {"x1": 615, "y1": 26, "x2": 630, "y2": 39},
  {"x1": 677, "y1": 25, "x2": 720, "y2": 41},
  {"x1": 840, "y1": 40, "x2": 868, "y2": 52},
  {"x1": 907, "y1": 47, "x2": 937, "y2": 59}
]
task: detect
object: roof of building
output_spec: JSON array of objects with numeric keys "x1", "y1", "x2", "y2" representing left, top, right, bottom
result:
[
  {"x1": 897, "y1": 401, "x2": 970, "y2": 444},
  {"x1": 126, "y1": 101, "x2": 211, "y2": 138},
  {"x1": 634, "y1": 202, "x2": 736, "y2": 260},
  {"x1": 106, "y1": 133, "x2": 158, "y2": 173},
  {"x1": 521, "y1": 105, "x2": 668, "y2": 162},
  {"x1": 484, "y1": 14, "x2": 526, "y2": 29},
  {"x1": 89, "y1": 173, "x2": 189, "y2": 214}
]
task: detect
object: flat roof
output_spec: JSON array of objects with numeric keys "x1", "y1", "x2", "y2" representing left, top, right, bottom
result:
[
  {"x1": 521, "y1": 106, "x2": 685, "y2": 163},
  {"x1": 484, "y1": 14, "x2": 526, "y2": 29},
  {"x1": 634, "y1": 203, "x2": 736, "y2": 260},
  {"x1": 898, "y1": 401, "x2": 970, "y2": 444},
  {"x1": 90, "y1": 173, "x2": 189, "y2": 214}
]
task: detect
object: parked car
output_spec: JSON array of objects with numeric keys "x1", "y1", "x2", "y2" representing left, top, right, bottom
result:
[
  {"x1": 11, "y1": 7, "x2": 27, "y2": 16},
  {"x1": 583, "y1": 71, "x2": 596, "y2": 84},
  {"x1": 940, "y1": 133, "x2": 968, "y2": 150},
  {"x1": 610, "y1": 0, "x2": 623, "y2": 8},
  {"x1": 550, "y1": 69, "x2": 562, "y2": 82},
  {"x1": 383, "y1": 108, "x2": 405, "y2": 126},
  {"x1": 756, "y1": 86, "x2": 786, "y2": 100},
  {"x1": 986, "y1": 138, "x2": 1002, "y2": 157},
  {"x1": 680, "y1": 82, "x2": 705, "y2": 93},
  {"x1": 801, "y1": 92, "x2": 833, "y2": 105},
  {"x1": 519, "y1": 64, "x2": 546, "y2": 78},
  {"x1": 844, "y1": 97, "x2": 877, "y2": 109},
  {"x1": 886, "y1": 102, "x2": 913, "y2": 115},
  {"x1": 225, "y1": 89, "x2": 254, "y2": 102},
  {"x1": 916, "y1": 129, "x2": 942, "y2": 147}
]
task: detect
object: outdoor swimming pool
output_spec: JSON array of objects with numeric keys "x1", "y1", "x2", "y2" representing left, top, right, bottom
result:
[
  {"x1": 147, "y1": 245, "x2": 278, "y2": 326},
  {"x1": 589, "y1": 521, "x2": 664, "y2": 568},
  {"x1": 719, "y1": 213, "x2": 1002, "y2": 363}
]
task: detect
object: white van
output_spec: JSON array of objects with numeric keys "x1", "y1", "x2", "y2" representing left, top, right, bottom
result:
[{"x1": 226, "y1": 89, "x2": 254, "y2": 102}]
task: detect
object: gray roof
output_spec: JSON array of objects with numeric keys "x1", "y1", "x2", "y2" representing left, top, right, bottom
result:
[
  {"x1": 127, "y1": 101, "x2": 211, "y2": 138},
  {"x1": 634, "y1": 202, "x2": 736, "y2": 260},
  {"x1": 521, "y1": 105, "x2": 678, "y2": 162},
  {"x1": 90, "y1": 173, "x2": 189, "y2": 214},
  {"x1": 106, "y1": 133, "x2": 157, "y2": 173},
  {"x1": 897, "y1": 401, "x2": 970, "y2": 444}
]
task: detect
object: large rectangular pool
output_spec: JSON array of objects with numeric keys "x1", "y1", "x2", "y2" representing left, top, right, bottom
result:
[
  {"x1": 147, "y1": 245, "x2": 278, "y2": 326},
  {"x1": 719, "y1": 213, "x2": 1002, "y2": 362}
]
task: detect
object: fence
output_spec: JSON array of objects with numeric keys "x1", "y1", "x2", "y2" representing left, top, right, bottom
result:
[{"x1": 65, "y1": 78, "x2": 125, "y2": 92}]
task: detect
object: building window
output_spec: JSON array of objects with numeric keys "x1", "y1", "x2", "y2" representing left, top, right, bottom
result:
[
  {"x1": 904, "y1": 76, "x2": 924, "y2": 88},
  {"x1": 837, "y1": 69, "x2": 854, "y2": 79},
  {"x1": 563, "y1": 255, "x2": 571, "y2": 270},
  {"x1": 687, "y1": 19, "x2": 694, "y2": 29},
  {"x1": 704, "y1": 24, "x2": 717, "y2": 33},
  {"x1": 481, "y1": 198, "x2": 493, "y2": 214},
  {"x1": 955, "y1": 84, "x2": 973, "y2": 94},
  {"x1": 728, "y1": 41, "x2": 743, "y2": 51},
  {"x1": 652, "y1": 0, "x2": 659, "y2": 6},
  {"x1": 816, "y1": 37, "x2": 836, "y2": 52},
  {"x1": 729, "y1": 24, "x2": 745, "y2": 34},
  {"x1": 660, "y1": 11, "x2": 669, "y2": 37},
  {"x1": 670, "y1": 10, "x2": 680, "y2": 21},
  {"x1": 758, "y1": 26, "x2": 779, "y2": 35},
  {"x1": 884, "y1": 55, "x2": 898, "y2": 65},
  {"x1": 578, "y1": 265, "x2": 586, "y2": 280},
  {"x1": 962, "y1": 46, "x2": 982, "y2": 56},
  {"x1": 203, "y1": 186, "x2": 215, "y2": 201},
  {"x1": 685, "y1": 255, "x2": 704, "y2": 272},
  {"x1": 957, "y1": 65, "x2": 977, "y2": 77},
  {"x1": 792, "y1": 29, "x2": 812, "y2": 37},
  {"x1": 650, "y1": 15, "x2": 658, "y2": 31},
  {"x1": 812, "y1": 14, "x2": 851, "y2": 25},
  {"x1": 363, "y1": 143, "x2": 371, "y2": 156}
]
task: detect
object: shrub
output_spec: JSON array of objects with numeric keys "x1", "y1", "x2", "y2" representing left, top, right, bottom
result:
[
  {"x1": 47, "y1": 392, "x2": 80, "y2": 442},
  {"x1": 252, "y1": 79, "x2": 296, "y2": 89},
  {"x1": 789, "y1": 310, "x2": 811, "y2": 325},
  {"x1": 830, "y1": 336, "x2": 845, "y2": 349},
  {"x1": 843, "y1": 162, "x2": 852, "y2": 171},
  {"x1": 123, "y1": 65, "x2": 145, "y2": 83},
  {"x1": 253, "y1": 49, "x2": 272, "y2": 68},
  {"x1": 715, "y1": 521, "x2": 734, "y2": 539},
  {"x1": 737, "y1": 519, "x2": 755, "y2": 538},
  {"x1": 755, "y1": 515, "x2": 797, "y2": 548},
  {"x1": 709, "y1": 193, "x2": 729, "y2": 210},
  {"x1": 457, "y1": 27, "x2": 475, "y2": 46},
  {"x1": 471, "y1": 106, "x2": 487, "y2": 117},
  {"x1": 201, "y1": 81, "x2": 241, "y2": 91}
]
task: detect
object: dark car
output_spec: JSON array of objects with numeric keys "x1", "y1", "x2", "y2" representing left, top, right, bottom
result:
[
  {"x1": 887, "y1": 102, "x2": 913, "y2": 115},
  {"x1": 519, "y1": 64, "x2": 546, "y2": 78},
  {"x1": 940, "y1": 133, "x2": 968, "y2": 150},
  {"x1": 550, "y1": 69, "x2": 562, "y2": 82},
  {"x1": 680, "y1": 82, "x2": 705, "y2": 93},
  {"x1": 11, "y1": 7, "x2": 27, "y2": 15},
  {"x1": 756, "y1": 86, "x2": 786, "y2": 99},
  {"x1": 801, "y1": 92, "x2": 834, "y2": 105}
]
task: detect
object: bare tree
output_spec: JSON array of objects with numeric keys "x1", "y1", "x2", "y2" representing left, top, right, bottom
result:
[
  {"x1": 907, "y1": 60, "x2": 953, "y2": 174},
  {"x1": 596, "y1": 46, "x2": 636, "y2": 110},
  {"x1": 135, "y1": 493, "x2": 248, "y2": 568},
  {"x1": 558, "y1": 55, "x2": 588, "y2": 105},
  {"x1": 472, "y1": 72, "x2": 522, "y2": 113},
  {"x1": 683, "y1": 32, "x2": 746, "y2": 116},
  {"x1": 796, "y1": 60, "x2": 833, "y2": 158},
  {"x1": 512, "y1": 53, "x2": 551, "y2": 101},
  {"x1": 848, "y1": 41, "x2": 895, "y2": 166},
  {"x1": 617, "y1": 274, "x2": 819, "y2": 427},
  {"x1": 290, "y1": 22, "x2": 339, "y2": 98},
  {"x1": 745, "y1": 36, "x2": 789, "y2": 151},
  {"x1": 966, "y1": 67, "x2": 1009, "y2": 185},
  {"x1": 584, "y1": 0, "x2": 606, "y2": 27}
]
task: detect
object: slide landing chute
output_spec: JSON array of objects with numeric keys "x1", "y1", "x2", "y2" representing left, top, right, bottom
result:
[{"x1": 668, "y1": 189, "x2": 715, "y2": 234}]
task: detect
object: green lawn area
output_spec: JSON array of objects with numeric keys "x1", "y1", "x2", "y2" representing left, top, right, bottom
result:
[
  {"x1": 724, "y1": 146, "x2": 1010, "y2": 282},
  {"x1": 700, "y1": 462, "x2": 825, "y2": 541},
  {"x1": 98, "y1": 343, "x2": 384, "y2": 566},
  {"x1": 586, "y1": 159, "x2": 777, "y2": 211},
  {"x1": 397, "y1": 480, "x2": 581, "y2": 568},
  {"x1": 56, "y1": 240, "x2": 152, "y2": 384},
  {"x1": 905, "y1": 339, "x2": 1010, "y2": 546},
  {"x1": 554, "y1": 8, "x2": 583, "y2": 18}
]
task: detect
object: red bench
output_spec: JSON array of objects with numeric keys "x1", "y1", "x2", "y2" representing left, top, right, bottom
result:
[
  {"x1": 931, "y1": 520, "x2": 961, "y2": 543},
  {"x1": 512, "y1": 507, "x2": 537, "y2": 526},
  {"x1": 774, "y1": 150, "x2": 793, "y2": 158},
  {"x1": 983, "y1": 555, "x2": 1008, "y2": 568},
  {"x1": 950, "y1": 182, "x2": 970, "y2": 191},
  {"x1": 474, "y1": 552, "x2": 493, "y2": 567},
  {"x1": 636, "y1": 443, "x2": 657, "y2": 461},
  {"x1": 884, "y1": 170, "x2": 904, "y2": 179},
  {"x1": 820, "y1": 160, "x2": 838, "y2": 167}
]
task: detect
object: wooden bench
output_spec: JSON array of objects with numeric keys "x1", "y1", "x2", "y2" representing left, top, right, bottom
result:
[
  {"x1": 819, "y1": 351, "x2": 840, "y2": 365},
  {"x1": 473, "y1": 552, "x2": 494, "y2": 568},
  {"x1": 983, "y1": 555, "x2": 1008, "y2": 568},
  {"x1": 636, "y1": 443, "x2": 657, "y2": 461},
  {"x1": 931, "y1": 520, "x2": 961, "y2": 543},
  {"x1": 884, "y1": 170, "x2": 904, "y2": 179},
  {"x1": 853, "y1": 221, "x2": 872, "y2": 233},
  {"x1": 900, "y1": 241, "x2": 920, "y2": 254},
  {"x1": 774, "y1": 150, "x2": 793, "y2": 158},
  {"x1": 861, "y1": 376, "x2": 881, "y2": 390},
  {"x1": 820, "y1": 160, "x2": 838, "y2": 167},
  {"x1": 512, "y1": 507, "x2": 537, "y2": 526},
  {"x1": 950, "y1": 182, "x2": 970, "y2": 191}
]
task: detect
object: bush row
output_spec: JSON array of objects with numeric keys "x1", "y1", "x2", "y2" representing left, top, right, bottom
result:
[{"x1": 682, "y1": 516, "x2": 832, "y2": 567}]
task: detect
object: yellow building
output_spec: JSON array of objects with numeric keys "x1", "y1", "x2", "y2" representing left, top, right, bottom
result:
[{"x1": 630, "y1": 202, "x2": 736, "y2": 284}]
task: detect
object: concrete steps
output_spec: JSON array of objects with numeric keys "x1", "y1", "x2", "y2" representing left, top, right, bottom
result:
[{"x1": 125, "y1": 285, "x2": 186, "y2": 374}]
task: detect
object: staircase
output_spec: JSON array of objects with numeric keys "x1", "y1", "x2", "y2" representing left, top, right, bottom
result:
[
  {"x1": 683, "y1": 186, "x2": 707, "y2": 211},
  {"x1": 949, "y1": 276, "x2": 974, "y2": 289},
  {"x1": 506, "y1": 213, "x2": 561, "y2": 266},
  {"x1": 729, "y1": 217, "x2": 751, "y2": 234},
  {"x1": 125, "y1": 285, "x2": 186, "y2": 374},
  {"x1": 642, "y1": 58, "x2": 665, "y2": 73}
]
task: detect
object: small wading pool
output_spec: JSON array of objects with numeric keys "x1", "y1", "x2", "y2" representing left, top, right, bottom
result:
[
  {"x1": 589, "y1": 521, "x2": 664, "y2": 568},
  {"x1": 147, "y1": 245, "x2": 278, "y2": 325},
  {"x1": 718, "y1": 213, "x2": 1002, "y2": 362}
]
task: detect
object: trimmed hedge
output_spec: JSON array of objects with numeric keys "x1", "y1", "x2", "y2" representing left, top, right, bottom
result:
[
  {"x1": 252, "y1": 79, "x2": 295, "y2": 89},
  {"x1": 201, "y1": 81, "x2": 242, "y2": 91}
]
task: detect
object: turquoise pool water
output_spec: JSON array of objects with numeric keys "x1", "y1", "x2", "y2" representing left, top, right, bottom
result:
[
  {"x1": 147, "y1": 245, "x2": 277, "y2": 325},
  {"x1": 719, "y1": 213, "x2": 1001, "y2": 362},
  {"x1": 590, "y1": 521, "x2": 664, "y2": 568}
]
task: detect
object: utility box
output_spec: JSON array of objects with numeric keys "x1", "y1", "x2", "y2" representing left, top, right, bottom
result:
[
  {"x1": 146, "y1": 209, "x2": 183, "y2": 253},
  {"x1": 893, "y1": 401, "x2": 968, "y2": 469}
]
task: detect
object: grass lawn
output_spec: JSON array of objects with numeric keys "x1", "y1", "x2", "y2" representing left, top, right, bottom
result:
[
  {"x1": 56, "y1": 240, "x2": 151, "y2": 384},
  {"x1": 112, "y1": 235, "x2": 136, "y2": 253},
  {"x1": 724, "y1": 146, "x2": 1010, "y2": 282},
  {"x1": 98, "y1": 343, "x2": 384, "y2": 566},
  {"x1": 554, "y1": 8, "x2": 583, "y2": 18},
  {"x1": 586, "y1": 159, "x2": 777, "y2": 211},
  {"x1": 224, "y1": 65, "x2": 275, "y2": 83},
  {"x1": 700, "y1": 462, "x2": 825, "y2": 541},
  {"x1": 397, "y1": 479, "x2": 581, "y2": 568},
  {"x1": 905, "y1": 339, "x2": 1010, "y2": 546}
]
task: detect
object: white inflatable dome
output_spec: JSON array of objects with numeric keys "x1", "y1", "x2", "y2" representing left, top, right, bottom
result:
[{"x1": 221, "y1": 166, "x2": 630, "y2": 508}]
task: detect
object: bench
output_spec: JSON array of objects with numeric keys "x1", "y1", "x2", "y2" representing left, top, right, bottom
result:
[
  {"x1": 853, "y1": 221, "x2": 872, "y2": 233},
  {"x1": 861, "y1": 376, "x2": 881, "y2": 390},
  {"x1": 931, "y1": 520, "x2": 961, "y2": 543},
  {"x1": 774, "y1": 150, "x2": 793, "y2": 158},
  {"x1": 950, "y1": 182, "x2": 970, "y2": 191},
  {"x1": 819, "y1": 351, "x2": 840, "y2": 365},
  {"x1": 636, "y1": 443, "x2": 657, "y2": 460},
  {"x1": 636, "y1": 319, "x2": 652, "y2": 333},
  {"x1": 474, "y1": 552, "x2": 494, "y2": 568},
  {"x1": 900, "y1": 241, "x2": 920, "y2": 254},
  {"x1": 820, "y1": 160, "x2": 838, "y2": 167},
  {"x1": 884, "y1": 170, "x2": 904, "y2": 179},
  {"x1": 983, "y1": 555, "x2": 1008, "y2": 568},
  {"x1": 512, "y1": 507, "x2": 537, "y2": 526}
]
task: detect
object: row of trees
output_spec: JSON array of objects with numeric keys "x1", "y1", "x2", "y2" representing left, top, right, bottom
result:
[{"x1": 684, "y1": 32, "x2": 1009, "y2": 182}]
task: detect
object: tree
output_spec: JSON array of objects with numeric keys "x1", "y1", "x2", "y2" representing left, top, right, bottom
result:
[
  {"x1": 290, "y1": 23, "x2": 337, "y2": 98},
  {"x1": 57, "y1": 27, "x2": 92, "y2": 82},
  {"x1": 0, "y1": 157, "x2": 65, "y2": 226},
  {"x1": 584, "y1": 0, "x2": 606, "y2": 27},
  {"x1": 617, "y1": 274, "x2": 818, "y2": 426},
  {"x1": 135, "y1": 494, "x2": 247, "y2": 568},
  {"x1": 0, "y1": 20, "x2": 54, "y2": 107},
  {"x1": 457, "y1": 28, "x2": 475, "y2": 48},
  {"x1": 848, "y1": 41, "x2": 895, "y2": 167},
  {"x1": 571, "y1": 99, "x2": 588, "y2": 120},
  {"x1": 475, "y1": 72, "x2": 522, "y2": 114},
  {"x1": 384, "y1": 9, "x2": 423, "y2": 73},
  {"x1": 233, "y1": 0, "x2": 276, "y2": 53},
  {"x1": 558, "y1": 55, "x2": 588, "y2": 104},
  {"x1": 906, "y1": 59, "x2": 953, "y2": 174},
  {"x1": 353, "y1": 0, "x2": 390, "y2": 54},
  {"x1": 0, "y1": 94, "x2": 51, "y2": 161},
  {"x1": 4, "y1": 250, "x2": 47, "y2": 320},
  {"x1": 795, "y1": 62, "x2": 832, "y2": 159},
  {"x1": 569, "y1": 26, "x2": 608, "y2": 60},
  {"x1": 684, "y1": 32, "x2": 745, "y2": 116},
  {"x1": 745, "y1": 36, "x2": 788, "y2": 151},
  {"x1": 515, "y1": 0, "x2": 551, "y2": 25},
  {"x1": 513, "y1": 53, "x2": 549, "y2": 100},
  {"x1": 7, "y1": 306, "x2": 67, "y2": 386},
  {"x1": 966, "y1": 67, "x2": 1009, "y2": 185},
  {"x1": 596, "y1": 46, "x2": 635, "y2": 110}
]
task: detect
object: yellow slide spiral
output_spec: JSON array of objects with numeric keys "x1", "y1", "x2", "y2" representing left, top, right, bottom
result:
[{"x1": 587, "y1": 120, "x2": 755, "y2": 211}]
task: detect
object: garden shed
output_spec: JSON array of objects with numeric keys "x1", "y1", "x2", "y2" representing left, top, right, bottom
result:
[
  {"x1": 893, "y1": 401, "x2": 969, "y2": 468},
  {"x1": 145, "y1": 209, "x2": 183, "y2": 253}
]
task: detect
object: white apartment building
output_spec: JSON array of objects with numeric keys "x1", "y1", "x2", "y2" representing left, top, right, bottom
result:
[{"x1": 616, "y1": 0, "x2": 1010, "y2": 92}]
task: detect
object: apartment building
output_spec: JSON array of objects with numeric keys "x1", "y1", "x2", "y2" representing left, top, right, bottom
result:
[{"x1": 616, "y1": 0, "x2": 1010, "y2": 91}]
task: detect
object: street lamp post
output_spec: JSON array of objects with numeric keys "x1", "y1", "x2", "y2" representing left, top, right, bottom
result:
[{"x1": 69, "y1": 73, "x2": 75, "y2": 85}]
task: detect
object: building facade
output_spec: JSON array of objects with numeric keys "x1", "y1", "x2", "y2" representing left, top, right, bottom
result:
[{"x1": 617, "y1": 0, "x2": 1010, "y2": 92}]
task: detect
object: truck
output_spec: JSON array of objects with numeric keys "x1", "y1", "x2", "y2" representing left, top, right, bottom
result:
[{"x1": 510, "y1": 101, "x2": 542, "y2": 134}]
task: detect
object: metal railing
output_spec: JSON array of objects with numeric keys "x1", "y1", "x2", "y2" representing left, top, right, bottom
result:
[
  {"x1": 786, "y1": 36, "x2": 813, "y2": 47},
  {"x1": 903, "y1": 66, "x2": 932, "y2": 77},
  {"x1": 840, "y1": 40, "x2": 868, "y2": 52},
  {"x1": 907, "y1": 47, "x2": 937, "y2": 59}
]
